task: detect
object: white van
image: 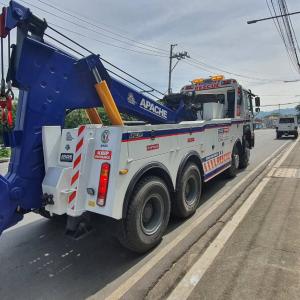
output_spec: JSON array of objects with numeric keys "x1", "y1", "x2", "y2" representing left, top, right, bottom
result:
[{"x1": 276, "y1": 116, "x2": 298, "y2": 139}]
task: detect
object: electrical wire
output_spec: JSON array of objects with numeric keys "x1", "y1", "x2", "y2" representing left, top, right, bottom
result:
[
  {"x1": 101, "y1": 58, "x2": 165, "y2": 96},
  {"x1": 1, "y1": 0, "x2": 298, "y2": 94},
  {"x1": 106, "y1": 68, "x2": 160, "y2": 100},
  {"x1": 260, "y1": 100, "x2": 300, "y2": 107},
  {"x1": 277, "y1": 0, "x2": 298, "y2": 69},
  {"x1": 36, "y1": 0, "x2": 168, "y2": 55},
  {"x1": 280, "y1": 0, "x2": 300, "y2": 69},
  {"x1": 266, "y1": 0, "x2": 291, "y2": 65},
  {"x1": 44, "y1": 33, "x2": 85, "y2": 57},
  {"x1": 187, "y1": 56, "x2": 283, "y2": 82},
  {"x1": 19, "y1": 0, "x2": 168, "y2": 57},
  {"x1": 46, "y1": 26, "x2": 165, "y2": 97},
  {"x1": 266, "y1": 0, "x2": 300, "y2": 74},
  {"x1": 182, "y1": 59, "x2": 213, "y2": 74},
  {"x1": 0, "y1": 0, "x2": 165, "y2": 98},
  {"x1": 47, "y1": 22, "x2": 167, "y2": 58}
]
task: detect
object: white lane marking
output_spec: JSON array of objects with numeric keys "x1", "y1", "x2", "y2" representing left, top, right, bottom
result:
[
  {"x1": 167, "y1": 139, "x2": 298, "y2": 300},
  {"x1": 167, "y1": 177, "x2": 270, "y2": 300},
  {"x1": 91, "y1": 141, "x2": 289, "y2": 300}
]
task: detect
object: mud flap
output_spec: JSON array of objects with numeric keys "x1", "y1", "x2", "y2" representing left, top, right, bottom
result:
[{"x1": 0, "y1": 175, "x2": 23, "y2": 233}]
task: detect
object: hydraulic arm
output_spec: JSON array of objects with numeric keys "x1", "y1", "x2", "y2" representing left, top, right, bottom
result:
[{"x1": 0, "y1": 1, "x2": 195, "y2": 234}]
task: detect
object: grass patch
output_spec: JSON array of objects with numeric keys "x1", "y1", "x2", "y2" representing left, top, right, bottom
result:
[{"x1": 0, "y1": 147, "x2": 10, "y2": 159}]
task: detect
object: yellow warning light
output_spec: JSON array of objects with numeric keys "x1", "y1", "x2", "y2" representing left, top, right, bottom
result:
[
  {"x1": 211, "y1": 75, "x2": 224, "y2": 81},
  {"x1": 192, "y1": 78, "x2": 204, "y2": 84}
]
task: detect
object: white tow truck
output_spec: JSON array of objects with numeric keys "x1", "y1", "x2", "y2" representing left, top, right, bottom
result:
[{"x1": 41, "y1": 76, "x2": 260, "y2": 253}]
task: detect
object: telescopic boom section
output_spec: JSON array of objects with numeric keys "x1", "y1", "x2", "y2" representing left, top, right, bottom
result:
[{"x1": 0, "y1": 1, "x2": 193, "y2": 234}]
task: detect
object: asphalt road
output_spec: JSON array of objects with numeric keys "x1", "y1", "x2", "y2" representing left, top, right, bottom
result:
[{"x1": 0, "y1": 129, "x2": 290, "y2": 300}]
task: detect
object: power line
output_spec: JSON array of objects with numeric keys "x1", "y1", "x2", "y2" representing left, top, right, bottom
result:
[
  {"x1": 266, "y1": 0, "x2": 292, "y2": 67},
  {"x1": 36, "y1": 0, "x2": 168, "y2": 55},
  {"x1": 280, "y1": 0, "x2": 300, "y2": 69},
  {"x1": 277, "y1": 0, "x2": 298, "y2": 70},
  {"x1": 266, "y1": 0, "x2": 300, "y2": 74},
  {"x1": 18, "y1": 0, "x2": 168, "y2": 58},
  {"x1": 187, "y1": 56, "x2": 284, "y2": 82},
  {"x1": 45, "y1": 29, "x2": 161, "y2": 97},
  {"x1": 260, "y1": 94, "x2": 297, "y2": 96},
  {"x1": 45, "y1": 25, "x2": 165, "y2": 97},
  {"x1": 182, "y1": 59, "x2": 213, "y2": 73},
  {"x1": 260, "y1": 100, "x2": 300, "y2": 107},
  {"x1": 0, "y1": 0, "x2": 165, "y2": 99},
  {"x1": 47, "y1": 22, "x2": 168, "y2": 58}
]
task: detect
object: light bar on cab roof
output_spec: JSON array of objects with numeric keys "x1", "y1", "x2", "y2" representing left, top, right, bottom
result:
[
  {"x1": 191, "y1": 78, "x2": 204, "y2": 84},
  {"x1": 210, "y1": 75, "x2": 224, "y2": 81},
  {"x1": 191, "y1": 75, "x2": 225, "y2": 85}
]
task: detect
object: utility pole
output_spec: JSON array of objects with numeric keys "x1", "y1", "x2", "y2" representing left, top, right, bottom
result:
[{"x1": 168, "y1": 44, "x2": 189, "y2": 95}]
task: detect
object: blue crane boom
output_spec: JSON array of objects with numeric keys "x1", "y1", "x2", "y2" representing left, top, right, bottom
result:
[{"x1": 0, "y1": 1, "x2": 195, "y2": 234}]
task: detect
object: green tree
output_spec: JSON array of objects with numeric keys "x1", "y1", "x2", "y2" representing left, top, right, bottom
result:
[
  {"x1": 65, "y1": 107, "x2": 136, "y2": 128},
  {"x1": 1, "y1": 101, "x2": 137, "y2": 143}
]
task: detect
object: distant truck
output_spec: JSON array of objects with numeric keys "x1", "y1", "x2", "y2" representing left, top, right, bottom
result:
[{"x1": 276, "y1": 116, "x2": 298, "y2": 139}]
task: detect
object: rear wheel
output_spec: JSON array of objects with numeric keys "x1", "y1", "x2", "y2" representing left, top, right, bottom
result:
[
  {"x1": 119, "y1": 176, "x2": 171, "y2": 253},
  {"x1": 225, "y1": 144, "x2": 239, "y2": 178},
  {"x1": 239, "y1": 141, "x2": 250, "y2": 169},
  {"x1": 173, "y1": 163, "x2": 202, "y2": 218}
]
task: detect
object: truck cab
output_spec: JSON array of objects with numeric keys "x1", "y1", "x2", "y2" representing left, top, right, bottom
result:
[
  {"x1": 276, "y1": 116, "x2": 298, "y2": 139},
  {"x1": 179, "y1": 75, "x2": 258, "y2": 147}
]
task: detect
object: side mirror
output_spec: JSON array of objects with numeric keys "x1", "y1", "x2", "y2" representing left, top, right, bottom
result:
[
  {"x1": 255, "y1": 96, "x2": 260, "y2": 107},
  {"x1": 255, "y1": 107, "x2": 260, "y2": 113}
]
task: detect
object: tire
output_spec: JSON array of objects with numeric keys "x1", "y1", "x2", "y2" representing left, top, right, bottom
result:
[
  {"x1": 225, "y1": 144, "x2": 239, "y2": 178},
  {"x1": 239, "y1": 140, "x2": 250, "y2": 169},
  {"x1": 173, "y1": 163, "x2": 202, "y2": 218},
  {"x1": 276, "y1": 132, "x2": 281, "y2": 139},
  {"x1": 294, "y1": 132, "x2": 298, "y2": 139},
  {"x1": 119, "y1": 176, "x2": 171, "y2": 253}
]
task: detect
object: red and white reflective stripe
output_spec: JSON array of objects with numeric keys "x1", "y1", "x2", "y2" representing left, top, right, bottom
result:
[
  {"x1": 204, "y1": 151, "x2": 232, "y2": 174},
  {"x1": 68, "y1": 125, "x2": 86, "y2": 209}
]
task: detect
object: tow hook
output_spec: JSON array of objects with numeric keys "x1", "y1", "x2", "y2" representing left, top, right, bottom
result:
[{"x1": 42, "y1": 193, "x2": 54, "y2": 206}]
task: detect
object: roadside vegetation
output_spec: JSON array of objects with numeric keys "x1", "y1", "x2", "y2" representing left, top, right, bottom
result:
[
  {"x1": 0, "y1": 103, "x2": 135, "y2": 158},
  {"x1": 0, "y1": 147, "x2": 10, "y2": 159}
]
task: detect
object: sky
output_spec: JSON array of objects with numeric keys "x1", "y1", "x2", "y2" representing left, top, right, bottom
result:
[{"x1": 1, "y1": 0, "x2": 300, "y2": 111}]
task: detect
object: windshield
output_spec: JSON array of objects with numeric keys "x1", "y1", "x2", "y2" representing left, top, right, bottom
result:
[{"x1": 279, "y1": 118, "x2": 295, "y2": 124}]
